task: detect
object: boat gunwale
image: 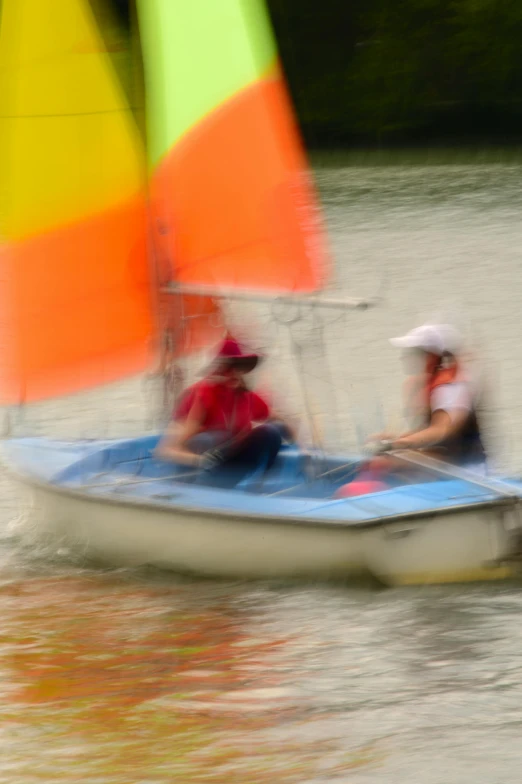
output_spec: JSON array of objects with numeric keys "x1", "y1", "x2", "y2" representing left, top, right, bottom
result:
[{"x1": 5, "y1": 464, "x2": 519, "y2": 532}]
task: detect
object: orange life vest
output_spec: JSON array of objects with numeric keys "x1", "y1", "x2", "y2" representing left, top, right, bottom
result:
[{"x1": 425, "y1": 354, "x2": 459, "y2": 399}]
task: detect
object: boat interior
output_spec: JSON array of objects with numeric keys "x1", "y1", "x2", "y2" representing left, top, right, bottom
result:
[
  {"x1": 51, "y1": 435, "x2": 440, "y2": 499},
  {"x1": 4, "y1": 435, "x2": 520, "y2": 524}
]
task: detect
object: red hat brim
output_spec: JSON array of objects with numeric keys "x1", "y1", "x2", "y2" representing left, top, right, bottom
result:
[{"x1": 217, "y1": 354, "x2": 259, "y2": 373}]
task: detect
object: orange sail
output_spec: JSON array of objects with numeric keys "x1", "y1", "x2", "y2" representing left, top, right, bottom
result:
[
  {"x1": 137, "y1": 0, "x2": 329, "y2": 294},
  {"x1": 148, "y1": 215, "x2": 223, "y2": 360},
  {"x1": 0, "y1": 0, "x2": 153, "y2": 404}
]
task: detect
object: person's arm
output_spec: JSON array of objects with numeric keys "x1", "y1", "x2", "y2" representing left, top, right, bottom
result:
[
  {"x1": 392, "y1": 408, "x2": 468, "y2": 450},
  {"x1": 250, "y1": 391, "x2": 302, "y2": 446},
  {"x1": 154, "y1": 399, "x2": 205, "y2": 466},
  {"x1": 392, "y1": 381, "x2": 472, "y2": 451}
]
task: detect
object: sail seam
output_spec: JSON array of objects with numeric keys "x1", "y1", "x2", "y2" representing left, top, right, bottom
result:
[{"x1": 0, "y1": 109, "x2": 138, "y2": 119}]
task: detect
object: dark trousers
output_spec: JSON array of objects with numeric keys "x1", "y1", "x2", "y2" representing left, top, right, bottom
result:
[{"x1": 188, "y1": 423, "x2": 284, "y2": 488}]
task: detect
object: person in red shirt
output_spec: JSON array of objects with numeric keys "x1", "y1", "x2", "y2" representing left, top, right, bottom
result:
[{"x1": 155, "y1": 337, "x2": 296, "y2": 485}]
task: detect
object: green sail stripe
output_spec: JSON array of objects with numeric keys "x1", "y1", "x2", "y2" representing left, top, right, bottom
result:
[{"x1": 137, "y1": 0, "x2": 277, "y2": 165}]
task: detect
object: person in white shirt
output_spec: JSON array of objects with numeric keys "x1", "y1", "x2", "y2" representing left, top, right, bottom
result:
[{"x1": 384, "y1": 323, "x2": 487, "y2": 470}]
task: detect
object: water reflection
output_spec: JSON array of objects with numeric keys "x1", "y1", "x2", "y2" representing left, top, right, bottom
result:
[
  {"x1": 0, "y1": 575, "x2": 382, "y2": 782},
  {"x1": 3, "y1": 576, "x2": 288, "y2": 711}
]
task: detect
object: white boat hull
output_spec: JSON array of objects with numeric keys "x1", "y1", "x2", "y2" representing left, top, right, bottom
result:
[
  {"x1": 21, "y1": 477, "x2": 516, "y2": 586},
  {"x1": 28, "y1": 481, "x2": 367, "y2": 580},
  {"x1": 364, "y1": 505, "x2": 515, "y2": 585}
]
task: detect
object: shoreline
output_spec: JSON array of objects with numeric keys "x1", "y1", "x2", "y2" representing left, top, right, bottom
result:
[{"x1": 309, "y1": 145, "x2": 522, "y2": 168}]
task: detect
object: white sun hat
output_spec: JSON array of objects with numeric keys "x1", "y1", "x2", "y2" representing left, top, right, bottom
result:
[{"x1": 389, "y1": 323, "x2": 462, "y2": 356}]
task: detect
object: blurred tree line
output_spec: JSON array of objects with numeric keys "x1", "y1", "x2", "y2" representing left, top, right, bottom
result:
[{"x1": 108, "y1": 0, "x2": 522, "y2": 146}]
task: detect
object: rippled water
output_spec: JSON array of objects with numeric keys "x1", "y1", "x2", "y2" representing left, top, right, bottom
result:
[{"x1": 2, "y1": 153, "x2": 522, "y2": 782}]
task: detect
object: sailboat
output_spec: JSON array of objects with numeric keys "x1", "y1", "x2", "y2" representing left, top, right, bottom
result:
[{"x1": 2, "y1": 0, "x2": 522, "y2": 586}]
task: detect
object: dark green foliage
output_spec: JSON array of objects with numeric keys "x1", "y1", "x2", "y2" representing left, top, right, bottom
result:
[
  {"x1": 267, "y1": 0, "x2": 522, "y2": 144},
  {"x1": 100, "y1": 0, "x2": 522, "y2": 145}
]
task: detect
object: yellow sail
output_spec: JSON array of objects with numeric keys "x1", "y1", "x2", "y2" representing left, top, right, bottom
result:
[{"x1": 0, "y1": 0, "x2": 153, "y2": 403}]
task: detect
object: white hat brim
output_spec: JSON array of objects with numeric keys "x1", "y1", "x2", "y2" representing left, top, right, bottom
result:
[{"x1": 389, "y1": 336, "x2": 424, "y2": 348}]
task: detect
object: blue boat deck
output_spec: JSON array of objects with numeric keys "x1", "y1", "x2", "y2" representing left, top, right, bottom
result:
[{"x1": 2, "y1": 435, "x2": 521, "y2": 528}]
